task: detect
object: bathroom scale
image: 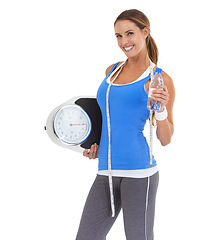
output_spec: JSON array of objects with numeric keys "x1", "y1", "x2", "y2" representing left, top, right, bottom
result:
[{"x1": 45, "y1": 96, "x2": 102, "y2": 153}]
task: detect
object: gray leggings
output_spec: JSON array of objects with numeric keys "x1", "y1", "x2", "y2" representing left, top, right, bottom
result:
[{"x1": 76, "y1": 172, "x2": 159, "y2": 240}]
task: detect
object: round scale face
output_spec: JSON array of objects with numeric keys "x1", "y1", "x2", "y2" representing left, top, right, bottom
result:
[{"x1": 53, "y1": 105, "x2": 91, "y2": 145}]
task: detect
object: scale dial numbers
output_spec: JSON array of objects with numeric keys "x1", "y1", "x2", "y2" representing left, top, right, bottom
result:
[{"x1": 53, "y1": 105, "x2": 91, "y2": 145}]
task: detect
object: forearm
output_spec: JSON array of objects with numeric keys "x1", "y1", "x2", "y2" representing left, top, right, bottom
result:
[
  {"x1": 156, "y1": 119, "x2": 174, "y2": 146},
  {"x1": 152, "y1": 73, "x2": 175, "y2": 146}
]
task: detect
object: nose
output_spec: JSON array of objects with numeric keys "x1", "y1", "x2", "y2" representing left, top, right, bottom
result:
[{"x1": 120, "y1": 36, "x2": 129, "y2": 47}]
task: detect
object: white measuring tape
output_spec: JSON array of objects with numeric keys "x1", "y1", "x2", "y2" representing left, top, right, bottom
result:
[
  {"x1": 106, "y1": 61, "x2": 154, "y2": 217},
  {"x1": 149, "y1": 110, "x2": 153, "y2": 166},
  {"x1": 149, "y1": 63, "x2": 154, "y2": 166},
  {"x1": 106, "y1": 62, "x2": 124, "y2": 217}
]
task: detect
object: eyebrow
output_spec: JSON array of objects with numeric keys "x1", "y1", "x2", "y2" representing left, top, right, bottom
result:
[{"x1": 115, "y1": 29, "x2": 134, "y2": 35}]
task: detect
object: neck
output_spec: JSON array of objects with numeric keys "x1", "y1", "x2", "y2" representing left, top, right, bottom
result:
[{"x1": 125, "y1": 48, "x2": 150, "y2": 70}]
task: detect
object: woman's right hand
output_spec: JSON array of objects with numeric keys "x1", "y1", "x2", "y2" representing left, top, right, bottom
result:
[{"x1": 83, "y1": 143, "x2": 99, "y2": 159}]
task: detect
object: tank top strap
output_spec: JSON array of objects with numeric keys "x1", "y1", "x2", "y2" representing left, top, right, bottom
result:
[
  {"x1": 104, "y1": 62, "x2": 120, "y2": 81},
  {"x1": 142, "y1": 67, "x2": 163, "y2": 84}
]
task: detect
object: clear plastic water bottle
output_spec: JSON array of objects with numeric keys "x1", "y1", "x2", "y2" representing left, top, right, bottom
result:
[{"x1": 147, "y1": 68, "x2": 164, "y2": 111}]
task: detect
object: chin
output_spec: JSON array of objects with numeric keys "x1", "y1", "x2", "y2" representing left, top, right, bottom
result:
[{"x1": 124, "y1": 52, "x2": 138, "y2": 58}]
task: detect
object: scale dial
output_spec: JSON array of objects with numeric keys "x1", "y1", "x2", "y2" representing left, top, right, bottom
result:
[{"x1": 53, "y1": 105, "x2": 91, "y2": 145}]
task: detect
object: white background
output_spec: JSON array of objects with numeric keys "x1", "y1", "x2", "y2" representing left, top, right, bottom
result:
[{"x1": 1, "y1": 0, "x2": 200, "y2": 239}]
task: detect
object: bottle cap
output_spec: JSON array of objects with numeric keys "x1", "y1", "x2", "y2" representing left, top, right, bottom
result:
[{"x1": 155, "y1": 68, "x2": 162, "y2": 74}]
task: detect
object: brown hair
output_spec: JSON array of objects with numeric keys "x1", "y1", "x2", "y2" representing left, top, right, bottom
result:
[{"x1": 114, "y1": 9, "x2": 159, "y2": 65}]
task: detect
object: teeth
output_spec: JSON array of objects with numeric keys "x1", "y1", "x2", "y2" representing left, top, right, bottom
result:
[{"x1": 124, "y1": 46, "x2": 134, "y2": 51}]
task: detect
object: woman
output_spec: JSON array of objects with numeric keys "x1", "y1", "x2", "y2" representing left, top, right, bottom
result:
[{"x1": 76, "y1": 9, "x2": 175, "y2": 240}]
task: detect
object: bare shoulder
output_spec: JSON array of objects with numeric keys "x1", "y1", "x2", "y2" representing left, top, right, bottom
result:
[
  {"x1": 105, "y1": 61, "x2": 123, "y2": 75},
  {"x1": 161, "y1": 71, "x2": 175, "y2": 96},
  {"x1": 161, "y1": 70, "x2": 176, "y2": 112},
  {"x1": 162, "y1": 71, "x2": 174, "y2": 85}
]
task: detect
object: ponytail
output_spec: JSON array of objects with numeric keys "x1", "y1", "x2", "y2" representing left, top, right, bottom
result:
[{"x1": 146, "y1": 35, "x2": 159, "y2": 65}]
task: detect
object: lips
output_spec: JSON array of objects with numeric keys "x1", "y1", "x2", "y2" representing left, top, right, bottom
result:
[{"x1": 124, "y1": 45, "x2": 134, "y2": 52}]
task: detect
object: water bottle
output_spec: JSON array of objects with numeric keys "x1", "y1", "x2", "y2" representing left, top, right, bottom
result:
[{"x1": 147, "y1": 68, "x2": 164, "y2": 111}]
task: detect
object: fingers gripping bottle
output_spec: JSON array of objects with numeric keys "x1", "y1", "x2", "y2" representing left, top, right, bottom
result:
[{"x1": 147, "y1": 68, "x2": 164, "y2": 111}]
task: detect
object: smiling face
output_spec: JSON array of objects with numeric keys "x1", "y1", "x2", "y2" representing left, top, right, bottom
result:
[{"x1": 114, "y1": 20, "x2": 149, "y2": 59}]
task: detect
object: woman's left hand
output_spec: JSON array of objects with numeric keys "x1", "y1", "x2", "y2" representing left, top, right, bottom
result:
[{"x1": 151, "y1": 85, "x2": 170, "y2": 112}]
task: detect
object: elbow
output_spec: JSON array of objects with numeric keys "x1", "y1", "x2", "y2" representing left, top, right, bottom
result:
[
  {"x1": 160, "y1": 137, "x2": 171, "y2": 146},
  {"x1": 161, "y1": 140, "x2": 171, "y2": 146},
  {"x1": 158, "y1": 127, "x2": 174, "y2": 147}
]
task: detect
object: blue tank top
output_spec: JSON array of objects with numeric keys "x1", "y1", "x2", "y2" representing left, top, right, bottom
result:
[{"x1": 97, "y1": 63, "x2": 162, "y2": 172}]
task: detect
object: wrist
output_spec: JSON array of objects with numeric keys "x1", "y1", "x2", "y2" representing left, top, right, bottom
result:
[
  {"x1": 155, "y1": 106, "x2": 168, "y2": 121},
  {"x1": 158, "y1": 106, "x2": 165, "y2": 113}
]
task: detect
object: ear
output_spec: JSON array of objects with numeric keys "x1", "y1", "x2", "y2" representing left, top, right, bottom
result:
[{"x1": 143, "y1": 27, "x2": 150, "y2": 38}]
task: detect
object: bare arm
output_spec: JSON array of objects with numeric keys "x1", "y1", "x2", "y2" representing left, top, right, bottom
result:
[{"x1": 151, "y1": 72, "x2": 175, "y2": 146}]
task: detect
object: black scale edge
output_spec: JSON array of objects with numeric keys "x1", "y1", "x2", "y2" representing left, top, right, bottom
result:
[{"x1": 75, "y1": 98, "x2": 102, "y2": 149}]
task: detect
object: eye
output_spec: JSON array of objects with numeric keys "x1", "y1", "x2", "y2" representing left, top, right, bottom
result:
[
  {"x1": 128, "y1": 32, "x2": 134, "y2": 36},
  {"x1": 116, "y1": 34, "x2": 122, "y2": 38}
]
